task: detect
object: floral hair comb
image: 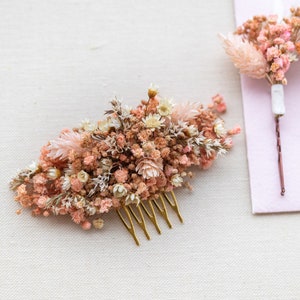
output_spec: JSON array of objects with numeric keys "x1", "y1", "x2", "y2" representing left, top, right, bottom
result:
[
  {"x1": 220, "y1": 7, "x2": 300, "y2": 196},
  {"x1": 10, "y1": 85, "x2": 239, "y2": 245}
]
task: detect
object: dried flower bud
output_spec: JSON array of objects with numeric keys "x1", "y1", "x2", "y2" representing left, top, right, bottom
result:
[
  {"x1": 148, "y1": 83, "x2": 159, "y2": 98},
  {"x1": 113, "y1": 183, "x2": 127, "y2": 198},
  {"x1": 77, "y1": 170, "x2": 89, "y2": 183},
  {"x1": 93, "y1": 218, "x2": 104, "y2": 229},
  {"x1": 171, "y1": 174, "x2": 183, "y2": 187},
  {"x1": 125, "y1": 193, "x2": 140, "y2": 205},
  {"x1": 47, "y1": 168, "x2": 61, "y2": 179}
]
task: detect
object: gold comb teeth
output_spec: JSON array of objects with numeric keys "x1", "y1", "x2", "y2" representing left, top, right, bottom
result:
[
  {"x1": 117, "y1": 191, "x2": 183, "y2": 245},
  {"x1": 9, "y1": 85, "x2": 239, "y2": 245}
]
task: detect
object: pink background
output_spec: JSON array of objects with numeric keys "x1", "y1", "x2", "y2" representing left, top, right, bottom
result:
[{"x1": 235, "y1": 0, "x2": 300, "y2": 213}]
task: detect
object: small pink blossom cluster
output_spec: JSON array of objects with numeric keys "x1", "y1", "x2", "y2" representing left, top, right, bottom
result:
[
  {"x1": 10, "y1": 86, "x2": 239, "y2": 230},
  {"x1": 222, "y1": 7, "x2": 300, "y2": 84}
]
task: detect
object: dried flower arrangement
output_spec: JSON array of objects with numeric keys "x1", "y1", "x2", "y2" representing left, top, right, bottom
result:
[
  {"x1": 220, "y1": 7, "x2": 300, "y2": 196},
  {"x1": 10, "y1": 85, "x2": 239, "y2": 245}
]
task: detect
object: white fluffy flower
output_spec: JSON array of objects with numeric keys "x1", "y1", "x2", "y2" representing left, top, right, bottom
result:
[
  {"x1": 125, "y1": 193, "x2": 140, "y2": 205},
  {"x1": 171, "y1": 174, "x2": 183, "y2": 187},
  {"x1": 80, "y1": 119, "x2": 97, "y2": 132},
  {"x1": 158, "y1": 98, "x2": 173, "y2": 116},
  {"x1": 214, "y1": 119, "x2": 226, "y2": 137},
  {"x1": 186, "y1": 125, "x2": 199, "y2": 137},
  {"x1": 27, "y1": 161, "x2": 39, "y2": 175},
  {"x1": 113, "y1": 183, "x2": 128, "y2": 198},
  {"x1": 142, "y1": 114, "x2": 163, "y2": 129},
  {"x1": 77, "y1": 170, "x2": 89, "y2": 183},
  {"x1": 61, "y1": 176, "x2": 71, "y2": 191},
  {"x1": 93, "y1": 218, "x2": 104, "y2": 229}
]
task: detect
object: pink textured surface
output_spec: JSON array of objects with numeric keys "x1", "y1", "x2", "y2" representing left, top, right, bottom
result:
[{"x1": 234, "y1": 0, "x2": 300, "y2": 213}]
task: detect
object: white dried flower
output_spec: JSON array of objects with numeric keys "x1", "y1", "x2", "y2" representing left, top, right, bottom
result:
[
  {"x1": 47, "y1": 168, "x2": 61, "y2": 180},
  {"x1": 142, "y1": 114, "x2": 163, "y2": 129},
  {"x1": 98, "y1": 119, "x2": 111, "y2": 132},
  {"x1": 85, "y1": 205, "x2": 97, "y2": 216},
  {"x1": 28, "y1": 161, "x2": 39, "y2": 175},
  {"x1": 171, "y1": 174, "x2": 183, "y2": 187},
  {"x1": 158, "y1": 98, "x2": 173, "y2": 116},
  {"x1": 214, "y1": 119, "x2": 226, "y2": 137},
  {"x1": 74, "y1": 196, "x2": 86, "y2": 209},
  {"x1": 61, "y1": 176, "x2": 71, "y2": 191},
  {"x1": 77, "y1": 170, "x2": 89, "y2": 183},
  {"x1": 100, "y1": 158, "x2": 113, "y2": 172},
  {"x1": 186, "y1": 125, "x2": 199, "y2": 137},
  {"x1": 80, "y1": 119, "x2": 97, "y2": 132},
  {"x1": 93, "y1": 218, "x2": 104, "y2": 229},
  {"x1": 113, "y1": 183, "x2": 127, "y2": 198},
  {"x1": 136, "y1": 159, "x2": 162, "y2": 179},
  {"x1": 125, "y1": 193, "x2": 140, "y2": 205},
  {"x1": 108, "y1": 116, "x2": 122, "y2": 129}
]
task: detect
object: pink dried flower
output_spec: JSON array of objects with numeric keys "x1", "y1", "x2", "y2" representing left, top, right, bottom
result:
[
  {"x1": 36, "y1": 196, "x2": 48, "y2": 208},
  {"x1": 114, "y1": 169, "x2": 128, "y2": 183},
  {"x1": 99, "y1": 198, "x2": 113, "y2": 213},
  {"x1": 220, "y1": 34, "x2": 267, "y2": 79},
  {"x1": 71, "y1": 209, "x2": 85, "y2": 224},
  {"x1": 171, "y1": 102, "x2": 200, "y2": 122},
  {"x1": 10, "y1": 86, "x2": 239, "y2": 233},
  {"x1": 81, "y1": 220, "x2": 92, "y2": 230},
  {"x1": 84, "y1": 155, "x2": 95, "y2": 166},
  {"x1": 71, "y1": 178, "x2": 83, "y2": 192},
  {"x1": 47, "y1": 130, "x2": 83, "y2": 161}
]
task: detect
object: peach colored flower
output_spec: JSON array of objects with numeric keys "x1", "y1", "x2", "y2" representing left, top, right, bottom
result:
[
  {"x1": 33, "y1": 174, "x2": 47, "y2": 194},
  {"x1": 131, "y1": 145, "x2": 144, "y2": 158},
  {"x1": 220, "y1": 33, "x2": 267, "y2": 79},
  {"x1": 161, "y1": 147, "x2": 170, "y2": 158},
  {"x1": 36, "y1": 196, "x2": 49, "y2": 208},
  {"x1": 99, "y1": 198, "x2": 113, "y2": 213},
  {"x1": 71, "y1": 209, "x2": 85, "y2": 224},
  {"x1": 84, "y1": 155, "x2": 95, "y2": 166},
  {"x1": 116, "y1": 134, "x2": 126, "y2": 148},
  {"x1": 71, "y1": 178, "x2": 83, "y2": 192},
  {"x1": 150, "y1": 149, "x2": 161, "y2": 160},
  {"x1": 114, "y1": 169, "x2": 128, "y2": 183},
  {"x1": 179, "y1": 155, "x2": 189, "y2": 166},
  {"x1": 81, "y1": 220, "x2": 92, "y2": 230}
]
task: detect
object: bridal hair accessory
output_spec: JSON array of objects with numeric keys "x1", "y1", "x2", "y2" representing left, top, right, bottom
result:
[
  {"x1": 10, "y1": 85, "x2": 239, "y2": 245},
  {"x1": 221, "y1": 7, "x2": 300, "y2": 196}
]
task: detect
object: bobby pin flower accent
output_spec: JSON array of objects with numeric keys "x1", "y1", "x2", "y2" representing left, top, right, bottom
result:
[
  {"x1": 221, "y1": 7, "x2": 300, "y2": 196},
  {"x1": 10, "y1": 85, "x2": 239, "y2": 245}
]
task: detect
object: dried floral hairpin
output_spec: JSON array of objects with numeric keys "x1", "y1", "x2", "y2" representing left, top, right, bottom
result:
[
  {"x1": 220, "y1": 7, "x2": 300, "y2": 195},
  {"x1": 10, "y1": 85, "x2": 239, "y2": 245}
]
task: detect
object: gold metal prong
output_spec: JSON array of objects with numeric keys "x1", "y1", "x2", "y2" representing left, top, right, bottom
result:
[
  {"x1": 116, "y1": 206, "x2": 140, "y2": 246},
  {"x1": 140, "y1": 200, "x2": 162, "y2": 234},
  {"x1": 152, "y1": 195, "x2": 172, "y2": 228},
  {"x1": 163, "y1": 191, "x2": 184, "y2": 223},
  {"x1": 117, "y1": 191, "x2": 184, "y2": 245},
  {"x1": 128, "y1": 204, "x2": 151, "y2": 240}
]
